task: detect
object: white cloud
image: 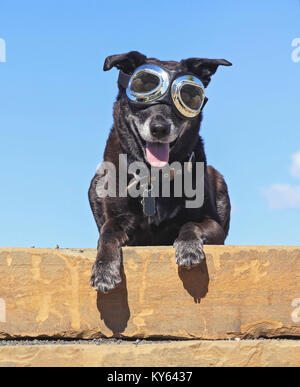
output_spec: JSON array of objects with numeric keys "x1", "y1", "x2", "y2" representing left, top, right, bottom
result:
[
  {"x1": 262, "y1": 149, "x2": 300, "y2": 210},
  {"x1": 262, "y1": 184, "x2": 300, "y2": 210},
  {"x1": 290, "y1": 149, "x2": 300, "y2": 179}
]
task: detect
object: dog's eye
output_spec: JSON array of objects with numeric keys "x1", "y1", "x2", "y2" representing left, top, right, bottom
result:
[
  {"x1": 180, "y1": 84, "x2": 204, "y2": 110},
  {"x1": 131, "y1": 72, "x2": 160, "y2": 93}
]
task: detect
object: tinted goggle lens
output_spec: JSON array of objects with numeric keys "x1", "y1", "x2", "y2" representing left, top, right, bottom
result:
[
  {"x1": 131, "y1": 72, "x2": 160, "y2": 93},
  {"x1": 180, "y1": 84, "x2": 204, "y2": 110}
]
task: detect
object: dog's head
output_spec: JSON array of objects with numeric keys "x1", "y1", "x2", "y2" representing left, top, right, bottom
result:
[{"x1": 104, "y1": 51, "x2": 231, "y2": 166}]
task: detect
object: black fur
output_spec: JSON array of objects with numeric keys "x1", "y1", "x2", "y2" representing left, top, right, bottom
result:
[{"x1": 89, "y1": 51, "x2": 231, "y2": 292}]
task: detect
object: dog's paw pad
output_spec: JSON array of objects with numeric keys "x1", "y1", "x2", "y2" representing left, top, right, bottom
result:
[
  {"x1": 90, "y1": 260, "x2": 121, "y2": 293},
  {"x1": 174, "y1": 239, "x2": 205, "y2": 268}
]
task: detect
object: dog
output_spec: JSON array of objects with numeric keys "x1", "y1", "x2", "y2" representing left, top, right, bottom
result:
[{"x1": 89, "y1": 51, "x2": 231, "y2": 293}]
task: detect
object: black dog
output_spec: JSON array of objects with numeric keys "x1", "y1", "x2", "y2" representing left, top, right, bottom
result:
[{"x1": 89, "y1": 51, "x2": 231, "y2": 293}]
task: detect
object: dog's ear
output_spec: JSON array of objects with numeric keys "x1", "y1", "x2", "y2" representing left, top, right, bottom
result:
[
  {"x1": 103, "y1": 51, "x2": 147, "y2": 74},
  {"x1": 181, "y1": 58, "x2": 232, "y2": 87}
]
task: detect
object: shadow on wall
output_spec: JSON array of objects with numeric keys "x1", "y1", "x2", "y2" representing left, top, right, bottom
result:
[
  {"x1": 178, "y1": 258, "x2": 209, "y2": 303},
  {"x1": 97, "y1": 265, "x2": 130, "y2": 335},
  {"x1": 96, "y1": 253, "x2": 210, "y2": 335}
]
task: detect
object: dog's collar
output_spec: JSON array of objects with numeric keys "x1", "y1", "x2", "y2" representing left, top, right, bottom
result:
[
  {"x1": 125, "y1": 152, "x2": 196, "y2": 217},
  {"x1": 126, "y1": 152, "x2": 196, "y2": 206},
  {"x1": 126, "y1": 151, "x2": 195, "y2": 191}
]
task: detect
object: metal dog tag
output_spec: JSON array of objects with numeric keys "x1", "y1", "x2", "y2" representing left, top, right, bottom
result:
[{"x1": 141, "y1": 189, "x2": 156, "y2": 217}]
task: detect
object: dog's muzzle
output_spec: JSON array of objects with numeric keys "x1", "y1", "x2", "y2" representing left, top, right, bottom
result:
[{"x1": 118, "y1": 64, "x2": 206, "y2": 118}]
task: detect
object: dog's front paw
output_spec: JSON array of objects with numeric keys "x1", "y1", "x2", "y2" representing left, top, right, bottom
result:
[
  {"x1": 90, "y1": 259, "x2": 121, "y2": 293},
  {"x1": 173, "y1": 239, "x2": 205, "y2": 269}
]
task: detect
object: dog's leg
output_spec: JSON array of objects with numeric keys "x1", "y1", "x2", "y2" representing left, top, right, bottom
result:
[
  {"x1": 90, "y1": 219, "x2": 129, "y2": 293},
  {"x1": 174, "y1": 220, "x2": 225, "y2": 268},
  {"x1": 88, "y1": 173, "x2": 105, "y2": 232},
  {"x1": 207, "y1": 165, "x2": 231, "y2": 238}
]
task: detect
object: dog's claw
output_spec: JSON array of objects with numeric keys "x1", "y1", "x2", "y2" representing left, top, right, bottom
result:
[
  {"x1": 90, "y1": 260, "x2": 121, "y2": 293},
  {"x1": 174, "y1": 239, "x2": 205, "y2": 268}
]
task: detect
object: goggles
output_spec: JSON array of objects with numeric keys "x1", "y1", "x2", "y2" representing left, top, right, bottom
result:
[{"x1": 118, "y1": 64, "x2": 206, "y2": 118}]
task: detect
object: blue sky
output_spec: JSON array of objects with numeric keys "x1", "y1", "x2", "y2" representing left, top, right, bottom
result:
[{"x1": 0, "y1": 0, "x2": 299, "y2": 248}]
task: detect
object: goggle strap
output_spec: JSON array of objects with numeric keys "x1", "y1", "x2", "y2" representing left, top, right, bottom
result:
[
  {"x1": 118, "y1": 70, "x2": 131, "y2": 89},
  {"x1": 202, "y1": 97, "x2": 209, "y2": 109}
]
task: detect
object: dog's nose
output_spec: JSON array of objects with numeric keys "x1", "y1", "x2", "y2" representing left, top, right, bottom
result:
[{"x1": 150, "y1": 121, "x2": 171, "y2": 139}]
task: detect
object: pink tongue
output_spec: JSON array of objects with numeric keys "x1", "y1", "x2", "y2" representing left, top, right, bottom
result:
[{"x1": 146, "y1": 142, "x2": 170, "y2": 167}]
